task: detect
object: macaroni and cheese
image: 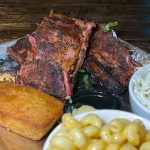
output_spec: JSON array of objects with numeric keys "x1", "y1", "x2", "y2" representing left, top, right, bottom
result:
[{"x1": 48, "y1": 113, "x2": 150, "y2": 150}]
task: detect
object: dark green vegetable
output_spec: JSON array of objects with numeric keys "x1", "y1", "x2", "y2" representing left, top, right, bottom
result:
[
  {"x1": 104, "y1": 22, "x2": 118, "y2": 32},
  {"x1": 79, "y1": 68, "x2": 86, "y2": 73},
  {"x1": 73, "y1": 68, "x2": 93, "y2": 94}
]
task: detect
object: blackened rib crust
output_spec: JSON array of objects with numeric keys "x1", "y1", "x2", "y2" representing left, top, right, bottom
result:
[
  {"x1": 8, "y1": 36, "x2": 32, "y2": 64},
  {"x1": 8, "y1": 12, "x2": 95, "y2": 99},
  {"x1": 85, "y1": 25, "x2": 141, "y2": 94}
]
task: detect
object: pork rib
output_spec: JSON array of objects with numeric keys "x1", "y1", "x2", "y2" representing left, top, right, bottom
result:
[
  {"x1": 8, "y1": 12, "x2": 95, "y2": 99},
  {"x1": 85, "y1": 25, "x2": 141, "y2": 94}
]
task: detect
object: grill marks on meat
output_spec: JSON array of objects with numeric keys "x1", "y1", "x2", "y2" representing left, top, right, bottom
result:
[
  {"x1": 85, "y1": 25, "x2": 141, "y2": 94},
  {"x1": 8, "y1": 12, "x2": 95, "y2": 99}
]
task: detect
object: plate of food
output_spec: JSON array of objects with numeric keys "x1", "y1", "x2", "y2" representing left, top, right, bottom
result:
[
  {"x1": 0, "y1": 10, "x2": 149, "y2": 149},
  {"x1": 43, "y1": 109, "x2": 150, "y2": 150}
]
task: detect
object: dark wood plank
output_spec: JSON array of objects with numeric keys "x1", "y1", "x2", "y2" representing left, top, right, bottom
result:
[{"x1": 0, "y1": 0, "x2": 150, "y2": 53}]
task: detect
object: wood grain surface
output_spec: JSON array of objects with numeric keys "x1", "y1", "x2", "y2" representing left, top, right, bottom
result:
[
  {"x1": 0, "y1": 0, "x2": 150, "y2": 52},
  {"x1": 0, "y1": 125, "x2": 45, "y2": 150}
]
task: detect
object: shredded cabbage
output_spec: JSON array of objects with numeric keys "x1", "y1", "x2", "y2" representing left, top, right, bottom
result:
[{"x1": 133, "y1": 67, "x2": 150, "y2": 109}]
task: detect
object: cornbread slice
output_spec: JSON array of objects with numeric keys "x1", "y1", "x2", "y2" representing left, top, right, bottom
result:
[{"x1": 0, "y1": 81, "x2": 64, "y2": 140}]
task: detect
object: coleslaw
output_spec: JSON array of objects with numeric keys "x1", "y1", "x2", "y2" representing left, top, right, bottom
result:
[{"x1": 133, "y1": 67, "x2": 150, "y2": 109}]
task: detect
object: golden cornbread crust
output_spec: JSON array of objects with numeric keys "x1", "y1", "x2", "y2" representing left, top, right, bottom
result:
[{"x1": 0, "y1": 81, "x2": 64, "y2": 140}]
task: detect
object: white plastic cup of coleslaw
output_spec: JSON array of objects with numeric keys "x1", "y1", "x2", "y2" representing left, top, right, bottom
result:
[{"x1": 129, "y1": 64, "x2": 150, "y2": 120}]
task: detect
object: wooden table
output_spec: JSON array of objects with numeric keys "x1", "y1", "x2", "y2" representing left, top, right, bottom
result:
[{"x1": 0, "y1": 0, "x2": 149, "y2": 149}]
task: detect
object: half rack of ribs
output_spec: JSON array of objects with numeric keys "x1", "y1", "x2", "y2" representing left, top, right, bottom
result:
[
  {"x1": 8, "y1": 12, "x2": 140, "y2": 97},
  {"x1": 7, "y1": 12, "x2": 95, "y2": 99},
  {"x1": 85, "y1": 25, "x2": 141, "y2": 94}
]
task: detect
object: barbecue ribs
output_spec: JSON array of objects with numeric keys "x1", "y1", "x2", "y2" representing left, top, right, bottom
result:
[
  {"x1": 8, "y1": 12, "x2": 95, "y2": 99},
  {"x1": 85, "y1": 25, "x2": 141, "y2": 94}
]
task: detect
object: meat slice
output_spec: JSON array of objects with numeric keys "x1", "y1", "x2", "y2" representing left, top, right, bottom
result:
[
  {"x1": 17, "y1": 61, "x2": 66, "y2": 98},
  {"x1": 8, "y1": 32, "x2": 36, "y2": 65},
  {"x1": 8, "y1": 36, "x2": 32, "y2": 64},
  {"x1": 8, "y1": 12, "x2": 95, "y2": 99},
  {"x1": 85, "y1": 25, "x2": 141, "y2": 94}
]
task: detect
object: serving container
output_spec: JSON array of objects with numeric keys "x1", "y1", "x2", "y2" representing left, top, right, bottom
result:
[
  {"x1": 129, "y1": 64, "x2": 150, "y2": 120},
  {"x1": 64, "y1": 91, "x2": 123, "y2": 113}
]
